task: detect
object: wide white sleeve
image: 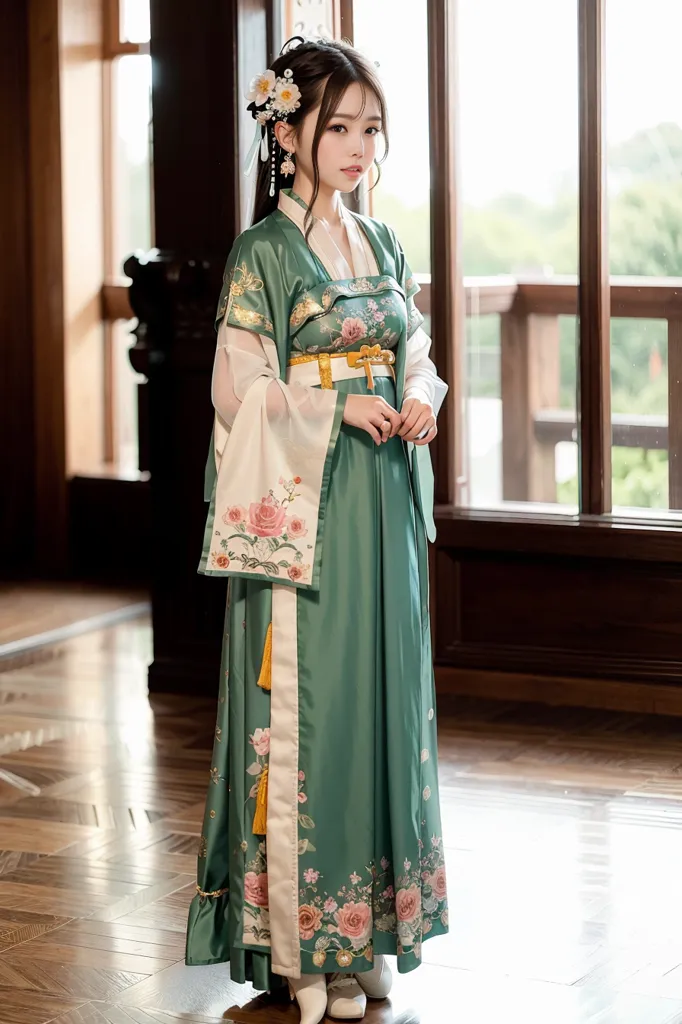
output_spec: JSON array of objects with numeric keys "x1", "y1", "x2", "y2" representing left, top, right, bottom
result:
[
  {"x1": 200, "y1": 321, "x2": 346, "y2": 589},
  {"x1": 403, "y1": 324, "x2": 448, "y2": 417},
  {"x1": 211, "y1": 319, "x2": 340, "y2": 427}
]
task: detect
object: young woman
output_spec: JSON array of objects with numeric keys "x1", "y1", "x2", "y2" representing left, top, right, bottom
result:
[{"x1": 186, "y1": 36, "x2": 449, "y2": 1024}]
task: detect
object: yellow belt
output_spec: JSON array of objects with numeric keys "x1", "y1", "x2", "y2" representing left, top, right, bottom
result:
[{"x1": 288, "y1": 343, "x2": 396, "y2": 390}]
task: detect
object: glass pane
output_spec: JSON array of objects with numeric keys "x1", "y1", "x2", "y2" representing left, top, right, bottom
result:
[
  {"x1": 113, "y1": 320, "x2": 144, "y2": 475},
  {"x1": 121, "y1": 0, "x2": 150, "y2": 44},
  {"x1": 459, "y1": 0, "x2": 579, "y2": 511},
  {"x1": 606, "y1": 0, "x2": 682, "y2": 515},
  {"x1": 113, "y1": 54, "x2": 153, "y2": 274},
  {"x1": 353, "y1": 0, "x2": 430, "y2": 274},
  {"x1": 285, "y1": 0, "x2": 334, "y2": 40}
]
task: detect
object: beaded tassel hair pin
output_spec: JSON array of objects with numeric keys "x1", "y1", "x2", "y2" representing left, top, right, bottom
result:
[{"x1": 244, "y1": 66, "x2": 302, "y2": 196}]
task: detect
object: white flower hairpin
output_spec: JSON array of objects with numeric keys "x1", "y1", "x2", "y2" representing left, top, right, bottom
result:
[{"x1": 245, "y1": 67, "x2": 302, "y2": 194}]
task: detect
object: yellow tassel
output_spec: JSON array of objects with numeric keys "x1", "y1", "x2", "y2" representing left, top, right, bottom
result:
[
  {"x1": 252, "y1": 765, "x2": 269, "y2": 835},
  {"x1": 256, "y1": 622, "x2": 272, "y2": 691}
]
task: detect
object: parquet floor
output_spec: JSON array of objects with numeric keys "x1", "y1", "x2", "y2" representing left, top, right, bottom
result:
[{"x1": 2, "y1": 617, "x2": 682, "y2": 1022}]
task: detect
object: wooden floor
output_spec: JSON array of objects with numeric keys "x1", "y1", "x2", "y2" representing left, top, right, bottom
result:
[{"x1": 2, "y1": 618, "x2": 682, "y2": 1023}]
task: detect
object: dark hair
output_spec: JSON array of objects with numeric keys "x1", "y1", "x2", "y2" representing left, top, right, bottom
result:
[{"x1": 250, "y1": 36, "x2": 390, "y2": 236}]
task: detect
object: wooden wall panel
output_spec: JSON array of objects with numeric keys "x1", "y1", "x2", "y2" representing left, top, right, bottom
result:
[
  {"x1": 434, "y1": 538, "x2": 682, "y2": 687},
  {"x1": 137, "y1": 0, "x2": 270, "y2": 694},
  {"x1": 458, "y1": 556, "x2": 682, "y2": 658},
  {"x1": 29, "y1": 0, "x2": 68, "y2": 571},
  {"x1": 0, "y1": 3, "x2": 35, "y2": 570},
  {"x1": 150, "y1": 0, "x2": 241, "y2": 255}
]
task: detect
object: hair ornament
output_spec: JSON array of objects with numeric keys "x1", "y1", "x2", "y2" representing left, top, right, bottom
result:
[{"x1": 244, "y1": 65, "x2": 302, "y2": 193}]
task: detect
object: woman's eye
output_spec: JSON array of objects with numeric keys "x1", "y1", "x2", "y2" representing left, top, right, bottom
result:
[{"x1": 328, "y1": 125, "x2": 381, "y2": 135}]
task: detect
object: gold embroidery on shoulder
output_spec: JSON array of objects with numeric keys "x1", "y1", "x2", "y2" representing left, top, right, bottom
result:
[
  {"x1": 290, "y1": 294, "x2": 325, "y2": 328},
  {"x1": 230, "y1": 304, "x2": 274, "y2": 335},
  {"x1": 229, "y1": 261, "x2": 265, "y2": 298}
]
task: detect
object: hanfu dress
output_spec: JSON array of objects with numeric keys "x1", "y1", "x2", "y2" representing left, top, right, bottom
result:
[{"x1": 185, "y1": 188, "x2": 449, "y2": 991}]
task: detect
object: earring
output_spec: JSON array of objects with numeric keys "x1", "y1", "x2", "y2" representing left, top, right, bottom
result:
[{"x1": 281, "y1": 150, "x2": 296, "y2": 176}]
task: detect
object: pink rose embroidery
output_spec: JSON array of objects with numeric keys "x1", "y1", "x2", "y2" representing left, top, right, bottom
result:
[
  {"x1": 303, "y1": 868, "x2": 320, "y2": 884},
  {"x1": 298, "y1": 770, "x2": 306, "y2": 781},
  {"x1": 249, "y1": 727, "x2": 270, "y2": 756},
  {"x1": 335, "y1": 901, "x2": 371, "y2": 944},
  {"x1": 373, "y1": 311, "x2": 385, "y2": 322},
  {"x1": 341, "y1": 317, "x2": 367, "y2": 344},
  {"x1": 248, "y1": 496, "x2": 287, "y2": 537},
  {"x1": 297, "y1": 792, "x2": 307, "y2": 803},
  {"x1": 223, "y1": 505, "x2": 247, "y2": 525},
  {"x1": 213, "y1": 554, "x2": 230, "y2": 569},
  {"x1": 324, "y1": 897, "x2": 338, "y2": 913},
  {"x1": 382, "y1": 885, "x2": 394, "y2": 900},
  {"x1": 286, "y1": 515, "x2": 308, "y2": 539},
  {"x1": 288, "y1": 565, "x2": 304, "y2": 582},
  {"x1": 299, "y1": 903, "x2": 323, "y2": 940},
  {"x1": 430, "y1": 865, "x2": 447, "y2": 901},
  {"x1": 396, "y1": 884, "x2": 420, "y2": 922},
  {"x1": 244, "y1": 871, "x2": 269, "y2": 907}
]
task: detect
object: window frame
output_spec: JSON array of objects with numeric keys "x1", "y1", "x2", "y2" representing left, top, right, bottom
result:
[
  {"x1": 101, "y1": 0, "x2": 151, "y2": 466},
  {"x1": 425, "y1": 0, "x2": 682, "y2": 540}
]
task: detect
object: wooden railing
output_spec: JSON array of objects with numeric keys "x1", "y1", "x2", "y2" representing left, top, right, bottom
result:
[
  {"x1": 414, "y1": 275, "x2": 682, "y2": 507},
  {"x1": 103, "y1": 273, "x2": 682, "y2": 506}
]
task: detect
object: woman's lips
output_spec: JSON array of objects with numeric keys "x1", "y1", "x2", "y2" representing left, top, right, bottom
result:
[{"x1": 341, "y1": 167, "x2": 363, "y2": 178}]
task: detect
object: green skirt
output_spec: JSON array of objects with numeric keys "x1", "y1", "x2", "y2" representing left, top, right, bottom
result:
[{"x1": 186, "y1": 376, "x2": 448, "y2": 990}]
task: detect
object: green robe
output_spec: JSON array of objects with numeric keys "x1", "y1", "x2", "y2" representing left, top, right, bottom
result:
[{"x1": 186, "y1": 189, "x2": 448, "y2": 990}]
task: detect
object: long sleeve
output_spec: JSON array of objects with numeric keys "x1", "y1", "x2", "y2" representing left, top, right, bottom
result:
[
  {"x1": 403, "y1": 324, "x2": 448, "y2": 418},
  {"x1": 200, "y1": 318, "x2": 346, "y2": 590},
  {"x1": 211, "y1": 319, "x2": 343, "y2": 428}
]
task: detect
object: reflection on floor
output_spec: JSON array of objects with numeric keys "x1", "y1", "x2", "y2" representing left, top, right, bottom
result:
[
  {"x1": 0, "y1": 581, "x2": 148, "y2": 651},
  {"x1": 1, "y1": 615, "x2": 682, "y2": 1022}
]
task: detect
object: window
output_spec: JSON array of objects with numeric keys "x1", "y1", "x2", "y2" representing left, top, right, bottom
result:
[
  {"x1": 103, "y1": 0, "x2": 153, "y2": 475},
  {"x1": 284, "y1": 0, "x2": 335, "y2": 40},
  {"x1": 458, "y1": 0, "x2": 579, "y2": 511},
  {"x1": 606, "y1": 0, "x2": 682, "y2": 514},
  {"x1": 353, "y1": 0, "x2": 431, "y2": 277}
]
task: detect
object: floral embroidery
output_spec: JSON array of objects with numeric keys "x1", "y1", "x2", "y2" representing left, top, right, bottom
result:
[
  {"x1": 289, "y1": 278, "x2": 399, "y2": 334},
  {"x1": 229, "y1": 261, "x2": 265, "y2": 298},
  {"x1": 198, "y1": 835, "x2": 207, "y2": 858},
  {"x1": 229, "y1": 303, "x2": 274, "y2": 335},
  {"x1": 290, "y1": 294, "x2": 325, "y2": 328},
  {"x1": 245, "y1": 727, "x2": 270, "y2": 799},
  {"x1": 407, "y1": 300, "x2": 423, "y2": 336},
  {"x1": 242, "y1": 840, "x2": 271, "y2": 947},
  {"x1": 293, "y1": 295, "x2": 401, "y2": 356},
  {"x1": 212, "y1": 476, "x2": 311, "y2": 583},
  {"x1": 297, "y1": 839, "x2": 448, "y2": 967},
  {"x1": 297, "y1": 769, "x2": 316, "y2": 854}
]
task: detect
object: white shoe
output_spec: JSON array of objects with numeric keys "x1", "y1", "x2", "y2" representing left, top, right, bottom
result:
[
  {"x1": 287, "y1": 973, "x2": 328, "y2": 1024},
  {"x1": 355, "y1": 953, "x2": 392, "y2": 999},
  {"x1": 326, "y1": 973, "x2": 367, "y2": 1020}
]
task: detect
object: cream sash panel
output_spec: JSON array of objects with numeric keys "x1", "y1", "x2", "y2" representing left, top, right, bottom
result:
[{"x1": 266, "y1": 583, "x2": 302, "y2": 978}]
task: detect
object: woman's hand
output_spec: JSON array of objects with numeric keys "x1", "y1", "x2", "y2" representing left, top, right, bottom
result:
[
  {"x1": 342, "y1": 393, "x2": 402, "y2": 445},
  {"x1": 398, "y1": 398, "x2": 437, "y2": 445}
]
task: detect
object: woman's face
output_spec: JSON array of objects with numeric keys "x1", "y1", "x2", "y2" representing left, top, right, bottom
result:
[{"x1": 287, "y1": 81, "x2": 384, "y2": 195}]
